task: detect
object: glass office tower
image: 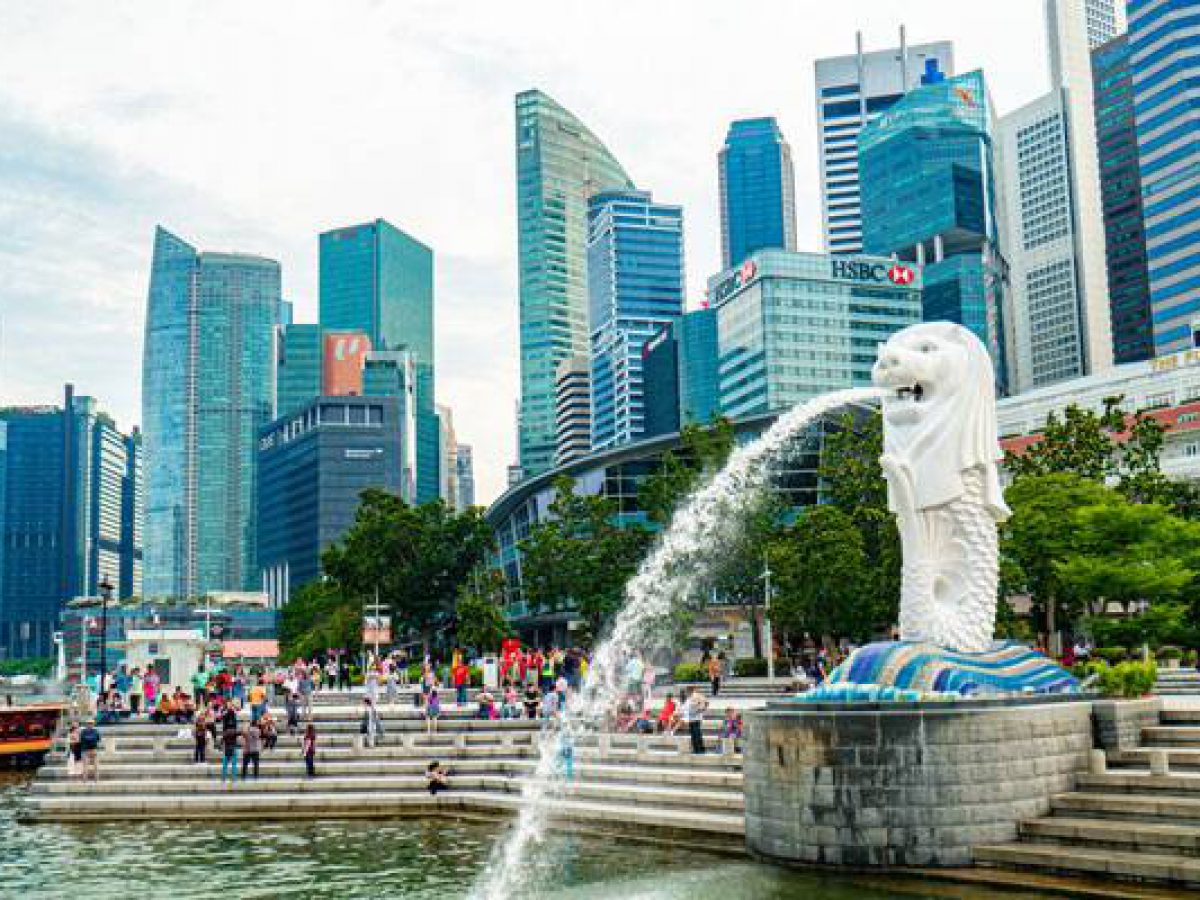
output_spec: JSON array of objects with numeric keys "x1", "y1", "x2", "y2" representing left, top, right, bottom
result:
[
  {"x1": 859, "y1": 69, "x2": 1008, "y2": 391},
  {"x1": 718, "y1": 118, "x2": 797, "y2": 268},
  {"x1": 1093, "y1": 34, "x2": 1154, "y2": 364},
  {"x1": 276, "y1": 324, "x2": 323, "y2": 419},
  {"x1": 1129, "y1": 0, "x2": 1200, "y2": 352},
  {"x1": 586, "y1": 190, "x2": 685, "y2": 451},
  {"x1": 515, "y1": 89, "x2": 635, "y2": 477},
  {"x1": 142, "y1": 227, "x2": 280, "y2": 599},
  {"x1": 319, "y1": 219, "x2": 438, "y2": 501}
]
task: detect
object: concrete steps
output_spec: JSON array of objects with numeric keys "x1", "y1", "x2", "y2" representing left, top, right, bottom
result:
[
  {"x1": 1155, "y1": 670, "x2": 1200, "y2": 696},
  {"x1": 975, "y1": 706, "x2": 1200, "y2": 889}
]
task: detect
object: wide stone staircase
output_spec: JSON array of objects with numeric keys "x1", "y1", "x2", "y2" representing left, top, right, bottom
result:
[
  {"x1": 974, "y1": 705, "x2": 1200, "y2": 890},
  {"x1": 1156, "y1": 668, "x2": 1200, "y2": 697},
  {"x1": 19, "y1": 702, "x2": 745, "y2": 845}
]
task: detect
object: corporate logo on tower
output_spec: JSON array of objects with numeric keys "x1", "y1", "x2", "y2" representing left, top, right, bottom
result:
[{"x1": 887, "y1": 264, "x2": 916, "y2": 286}]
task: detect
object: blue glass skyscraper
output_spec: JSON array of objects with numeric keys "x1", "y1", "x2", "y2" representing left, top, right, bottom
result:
[
  {"x1": 586, "y1": 190, "x2": 685, "y2": 451},
  {"x1": 515, "y1": 90, "x2": 635, "y2": 478},
  {"x1": 859, "y1": 69, "x2": 1008, "y2": 390},
  {"x1": 718, "y1": 118, "x2": 797, "y2": 268},
  {"x1": 1129, "y1": 0, "x2": 1200, "y2": 352},
  {"x1": 142, "y1": 227, "x2": 280, "y2": 599},
  {"x1": 319, "y1": 219, "x2": 438, "y2": 502},
  {"x1": 1093, "y1": 34, "x2": 1154, "y2": 364}
]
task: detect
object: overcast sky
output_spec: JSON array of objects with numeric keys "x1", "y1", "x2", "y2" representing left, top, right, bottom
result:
[{"x1": 0, "y1": 1, "x2": 1052, "y2": 503}]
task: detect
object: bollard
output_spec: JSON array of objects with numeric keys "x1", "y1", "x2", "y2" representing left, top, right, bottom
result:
[
  {"x1": 1150, "y1": 749, "x2": 1170, "y2": 776},
  {"x1": 1089, "y1": 749, "x2": 1107, "y2": 775}
]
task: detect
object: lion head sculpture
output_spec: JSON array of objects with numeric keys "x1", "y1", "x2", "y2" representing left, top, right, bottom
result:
[{"x1": 872, "y1": 322, "x2": 1010, "y2": 522}]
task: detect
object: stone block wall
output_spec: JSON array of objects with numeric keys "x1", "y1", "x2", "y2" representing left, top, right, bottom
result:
[
  {"x1": 744, "y1": 699, "x2": 1092, "y2": 867},
  {"x1": 1090, "y1": 697, "x2": 1161, "y2": 753}
]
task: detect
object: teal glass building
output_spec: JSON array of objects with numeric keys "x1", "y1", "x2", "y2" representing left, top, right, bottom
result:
[
  {"x1": 515, "y1": 89, "x2": 635, "y2": 478},
  {"x1": 276, "y1": 324, "x2": 323, "y2": 419},
  {"x1": 142, "y1": 227, "x2": 280, "y2": 599},
  {"x1": 586, "y1": 189, "x2": 685, "y2": 451},
  {"x1": 679, "y1": 307, "x2": 720, "y2": 425},
  {"x1": 858, "y1": 69, "x2": 1008, "y2": 391},
  {"x1": 711, "y1": 251, "x2": 922, "y2": 419},
  {"x1": 718, "y1": 118, "x2": 798, "y2": 269},
  {"x1": 319, "y1": 219, "x2": 438, "y2": 502}
]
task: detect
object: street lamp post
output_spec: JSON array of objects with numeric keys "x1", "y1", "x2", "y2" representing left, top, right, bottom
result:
[
  {"x1": 97, "y1": 576, "x2": 114, "y2": 696},
  {"x1": 761, "y1": 553, "x2": 775, "y2": 683}
]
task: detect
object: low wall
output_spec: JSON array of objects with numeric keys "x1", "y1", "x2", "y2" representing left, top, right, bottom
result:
[
  {"x1": 1091, "y1": 696, "x2": 1161, "y2": 753},
  {"x1": 744, "y1": 697, "x2": 1092, "y2": 867}
]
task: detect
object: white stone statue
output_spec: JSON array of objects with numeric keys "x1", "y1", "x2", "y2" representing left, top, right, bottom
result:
[{"x1": 872, "y1": 322, "x2": 1011, "y2": 653}]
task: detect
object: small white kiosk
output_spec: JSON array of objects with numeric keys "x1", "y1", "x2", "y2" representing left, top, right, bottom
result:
[{"x1": 124, "y1": 629, "x2": 208, "y2": 694}]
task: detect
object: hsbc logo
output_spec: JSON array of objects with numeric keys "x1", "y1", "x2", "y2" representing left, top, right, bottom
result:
[
  {"x1": 831, "y1": 259, "x2": 918, "y2": 287},
  {"x1": 710, "y1": 258, "x2": 760, "y2": 305}
]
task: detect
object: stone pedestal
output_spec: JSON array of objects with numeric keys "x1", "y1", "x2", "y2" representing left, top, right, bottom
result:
[{"x1": 744, "y1": 697, "x2": 1092, "y2": 867}]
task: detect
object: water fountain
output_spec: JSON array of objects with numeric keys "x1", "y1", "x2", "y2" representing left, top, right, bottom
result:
[
  {"x1": 476, "y1": 322, "x2": 1088, "y2": 894},
  {"x1": 473, "y1": 386, "x2": 881, "y2": 900}
]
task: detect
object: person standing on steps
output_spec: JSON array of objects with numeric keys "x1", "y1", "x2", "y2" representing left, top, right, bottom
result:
[
  {"x1": 241, "y1": 718, "x2": 262, "y2": 780},
  {"x1": 193, "y1": 710, "x2": 209, "y2": 764},
  {"x1": 361, "y1": 697, "x2": 384, "y2": 748},
  {"x1": 680, "y1": 686, "x2": 708, "y2": 755},
  {"x1": 302, "y1": 723, "x2": 317, "y2": 778},
  {"x1": 67, "y1": 723, "x2": 82, "y2": 779},
  {"x1": 452, "y1": 658, "x2": 470, "y2": 707},
  {"x1": 707, "y1": 654, "x2": 722, "y2": 698},
  {"x1": 425, "y1": 685, "x2": 441, "y2": 735},
  {"x1": 285, "y1": 691, "x2": 300, "y2": 736},
  {"x1": 220, "y1": 713, "x2": 240, "y2": 785},
  {"x1": 79, "y1": 719, "x2": 101, "y2": 782}
]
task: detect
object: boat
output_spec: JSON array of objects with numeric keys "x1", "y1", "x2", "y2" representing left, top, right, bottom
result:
[{"x1": 0, "y1": 702, "x2": 66, "y2": 768}]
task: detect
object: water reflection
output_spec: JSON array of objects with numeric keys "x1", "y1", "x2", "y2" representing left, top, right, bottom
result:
[{"x1": 0, "y1": 774, "x2": 1047, "y2": 899}]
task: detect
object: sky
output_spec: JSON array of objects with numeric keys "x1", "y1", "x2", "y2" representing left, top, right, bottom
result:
[{"x1": 0, "y1": 0, "x2": 1053, "y2": 504}]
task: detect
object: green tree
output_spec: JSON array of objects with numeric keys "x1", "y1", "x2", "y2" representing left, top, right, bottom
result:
[
  {"x1": 818, "y1": 411, "x2": 902, "y2": 628},
  {"x1": 278, "y1": 580, "x2": 361, "y2": 663},
  {"x1": 639, "y1": 418, "x2": 736, "y2": 525},
  {"x1": 770, "y1": 506, "x2": 870, "y2": 641},
  {"x1": 455, "y1": 570, "x2": 511, "y2": 653},
  {"x1": 321, "y1": 489, "x2": 494, "y2": 642},
  {"x1": 520, "y1": 477, "x2": 652, "y2": 643}
]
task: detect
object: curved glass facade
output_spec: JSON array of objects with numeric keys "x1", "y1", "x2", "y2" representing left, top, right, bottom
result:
[
  {"x1": 515, "y1": 90, "x2": 634, "y2": 478},
  {"x1": 142, "y1": 227, "x2": 280, "y2": 599}
]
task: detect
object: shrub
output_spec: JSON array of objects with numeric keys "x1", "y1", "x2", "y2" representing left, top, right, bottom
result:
[
  {"x1": 1156, "y1": 645, "x2": 1183, "y2": 661},
  {"x1": 407, "y1": 662, "x2": 423, "y2": 682},
  {"x1": 732, "y1": 657, "x2": 789, "y2": 677},
  {"x1": 1093, "y1": 647, "x2": 1128, "y2": 664},
  {"x1": 673, "y1": 663, "x2": 707, "y2": 683},
  {"x1": 469, "y1": 665, "x2": 484, "y2": 687},
  {"x1": 1185, "y1": 650, "x2": 1199, "y2": 668},
  {"x1": 1097, "y1": 660, "x2": 1157, "y2": 698}
]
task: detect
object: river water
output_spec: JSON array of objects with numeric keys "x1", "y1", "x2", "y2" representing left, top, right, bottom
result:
[{"x1": 0, "y1": 773, "x2": 1053, "y2": 899}]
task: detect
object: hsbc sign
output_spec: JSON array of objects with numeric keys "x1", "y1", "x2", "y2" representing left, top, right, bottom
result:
[
  {"x1": 831, "y1": 260, "x2": 918, "y2": 287},
  {"x1": 709, "y1": 259, "x2": 759, "y2": 305}
]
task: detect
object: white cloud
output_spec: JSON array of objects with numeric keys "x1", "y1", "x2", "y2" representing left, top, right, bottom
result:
[{"x1": 0, "y1": 0, "x2": 1049, "y2": 502}]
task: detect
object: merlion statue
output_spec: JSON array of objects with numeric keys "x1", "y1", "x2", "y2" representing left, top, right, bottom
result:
[{"x1": 871, "y1": 322, "x2": 1010, "y2": 654}]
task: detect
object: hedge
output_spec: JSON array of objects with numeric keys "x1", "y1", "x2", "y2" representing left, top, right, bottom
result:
[
  {"x1": 1093, "y1": 647, "x2": 1128, "y2": 664},
  {"x1": 1094, "y1": 660, "x2": 1158, "y2": 698},
  {"x1": 673, "y1": 663, "x2": 708, "y2": 683},
  {"x1": 1157, "y1": 645, "x2": 1183, "y2": 661},
  {"x1": 733, "y1": 657, "x2": 791, "y2": 678}
]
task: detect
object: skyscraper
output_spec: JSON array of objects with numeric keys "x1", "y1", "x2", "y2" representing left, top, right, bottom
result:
[
  {"x1": 1129, "y1": 0, "x2": 1200, "y2": 353},
  {"x1": 515, "y1": 89, "x2": 635, "y2": 477},
  {"x1": 437, "y1": 404, "x2": 459, "y2": 509},
  {"x1": 554, "y1": 356, "x2": 592, "y2": 466},
  {"x1": 586, "y1": 189, "x2": 685, "y2": 452},
  {"x1": 363, "y1": 350, "x2": 418, "y2": 502},
  {"x1": 859, "y1": 70, "x2": 1008, "y2": 389},
  {"x1": 678, "y1": 307, "x2": 721, "y2": 426},
  {"x1": 276, "y1": 324, "x2": 323, "y2": 419},
  {"x1": 455, "y1": 444, "x2": 475, "y2": 509},
  {"x1": 999, "y1": 0, "x2": 1119, "y2": 391},
  {"x1": 1093, "y1": 34, "x2": 1154, "y2": 364},
  {"x1": 0, "y1": 386, "x2": 142, "y2": 658},
  {"x1": 815, "y1": 31, "x2": 955, "y2": 254},
  {"x1": 142, "y1": 227, "x2": 280, "y2": 599},
  {"x1": 641, "y1": 326, "x2": 682, "y2": 439},
  {"x1": 718, "y1": 118, "x2": 797, "y2": 268},
  {"x1": 320, "y1": 219, "x2": 438, "y2": 501}
]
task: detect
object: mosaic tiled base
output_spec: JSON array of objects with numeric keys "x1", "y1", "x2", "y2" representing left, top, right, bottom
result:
[{"x1": 798, "y1": 640, "x2": 1080, "y2": 702}]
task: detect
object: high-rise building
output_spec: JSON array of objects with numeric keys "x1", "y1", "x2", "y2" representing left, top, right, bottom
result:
[
  {"x1": 257, "y1": 396, "x2": 403, "y2": 606},
  {"x1": 0, "y1": 386, "x2": 142, "y2": 659},
  {"x1": 999, "y1": 0, "x2": 1119, "y2": 391},
  {"x1": 319, "y1": 219, "x2": 438, "y2": 501},
  {"x1": 1129, "y1": 0, "x2": 1200, "y2": 353},
  {"x1": 641, "y1": 325, "x2": 682, "y2": 439},
  {"x1": 554, "y1": 355, "x2": 592, "y2": 466},
  {"x1": 678, "y1": 307, "x2": 721, "y2": 425},
  {"x1": 363, "y1": 350, "x2": 418, "y2": 502},
  {"x1": 814, "y1": 31, "x2": 955, "y2": 255},
  {"x1": 322, "y1": 332, "x2": 372, "y2": 398},
  {"x1": 515, "y1": 89, "x2": 635, "y2": 477},
  {"x1": 1093, "y1": 34, "x2": 1154, "y2": 364},
  {"x1": 276, "y1": 324, "x2": 323, "y2": 419},
  {"x1": 586, "y1": 189, "x2": 685, "y2": 452},
  {"x1": 859, "y1": 69, "x2": 1008, "y2": 390},
  {"x1": 718, "y1": 118, "x2": 797, "y2": 268},
  {"x1": 711, "y1": 251, "x2": 923, "y2": 419},
  {"x1": 142, "y1": 227, "x2": 280, "y2": 600},
  {"x1": 437, "y1": 404, "x2": 459, "y2": 509},
  {"x1": 455, "y1": 444, "x2": 475, "y2": 509}
]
